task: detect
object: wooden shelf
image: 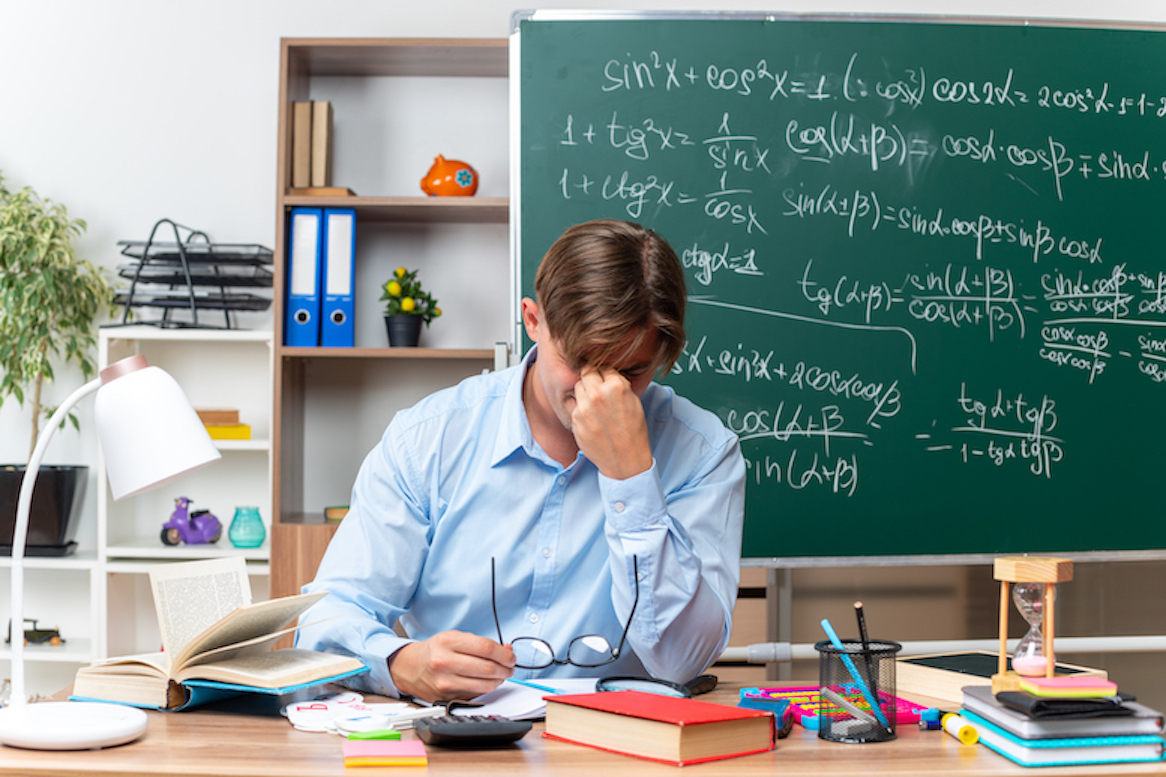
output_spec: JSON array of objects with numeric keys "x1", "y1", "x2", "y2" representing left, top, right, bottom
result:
[
  {"x1": 284, "y1": 38, "x2": 508, "y2": 78},
  {"x1": 280, "y1": 196, "x2": 508, "y2": 224},
  {"x1": 280, "y1": 346, "x2": 494, "y2": 360},
  {"x1": 272, "y1": 37, "x2": 510, "y2": 602}
]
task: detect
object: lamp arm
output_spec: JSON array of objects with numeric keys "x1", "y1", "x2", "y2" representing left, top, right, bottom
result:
[{"x1": 8, "y1": 377, "x2": 101, "y2": 710}]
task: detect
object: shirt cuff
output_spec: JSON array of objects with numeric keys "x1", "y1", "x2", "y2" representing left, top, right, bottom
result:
[
  {"x1": 365, "y1": 632, "x2": 415, "y2": 698},
  {"x1": 598, "y1": 460, "x2": 667, "y2": 532}
]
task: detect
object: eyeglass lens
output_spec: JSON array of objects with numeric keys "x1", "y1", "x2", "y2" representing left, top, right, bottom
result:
[{"x1": 513, "y1": 635, "x2": 615, "y2": 669}]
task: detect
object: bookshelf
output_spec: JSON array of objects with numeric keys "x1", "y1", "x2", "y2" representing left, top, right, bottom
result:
[
  {"x1": 84, "y1": 327, "x2": 275, "y2": 659},
  {"x1": 270, "y1": 38, "x2": 512, "y2": 600}
]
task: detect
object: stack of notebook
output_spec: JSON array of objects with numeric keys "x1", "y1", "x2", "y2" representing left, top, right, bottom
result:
[{"x1": 960, "y1": 683, "x2": 1165, "y2": 767}]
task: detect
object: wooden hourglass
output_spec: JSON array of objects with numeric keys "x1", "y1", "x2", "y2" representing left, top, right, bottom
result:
[{"x1": 992, "y1": 556, "x2": 1073, "y2": 693}]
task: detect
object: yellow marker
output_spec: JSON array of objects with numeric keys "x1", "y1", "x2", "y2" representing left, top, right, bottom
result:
[{"x1": 941, "y1": 713, "x2": 979, "y2": 745}]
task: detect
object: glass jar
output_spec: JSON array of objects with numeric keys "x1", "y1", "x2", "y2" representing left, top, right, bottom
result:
[{"x1": 228, "y1": 506, "x2": 266, "y2": 548}]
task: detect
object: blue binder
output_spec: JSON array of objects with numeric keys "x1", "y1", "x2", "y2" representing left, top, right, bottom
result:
[
  {"x1": 321, "y1": 208, "x2": 356, "y2": 348},
  {"x1": 285, "y1": 207, "x2": 323, "y2": 347}
]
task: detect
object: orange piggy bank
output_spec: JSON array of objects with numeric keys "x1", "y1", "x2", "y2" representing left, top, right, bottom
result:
[{"x1": 420, "y1": 155, "x2": 479, "y2": 196}]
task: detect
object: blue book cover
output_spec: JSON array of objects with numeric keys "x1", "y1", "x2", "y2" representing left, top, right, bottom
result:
[
  {"x1": 320, "y1": 208, "x2": 356, "y2": 347},
  {"x1": 71, "y1": 665, "x2": 369, "y2": 713},
  {"x1": 962, "y1": 709, "x2": 1166, "y2": 766},
  {"x1": 285, "y1": 206, "x2": 324, "y2": 346}
]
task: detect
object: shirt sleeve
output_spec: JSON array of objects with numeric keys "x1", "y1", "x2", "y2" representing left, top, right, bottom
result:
[
  {"x1": 598, "y1": 430, "x2": 746, "y2": 683},
  {"x1": 294, "y1": 425, "x2": 428, "y2": 698}
]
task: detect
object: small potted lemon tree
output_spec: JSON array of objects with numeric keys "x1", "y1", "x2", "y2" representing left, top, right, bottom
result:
[{"x1": 380, "y1": 266, "x2": 441, "y2": 347}]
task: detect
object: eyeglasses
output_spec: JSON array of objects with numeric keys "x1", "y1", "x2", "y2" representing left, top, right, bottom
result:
[{"x1": 491, "y1": 556, "x2": 639, "y2": 670}]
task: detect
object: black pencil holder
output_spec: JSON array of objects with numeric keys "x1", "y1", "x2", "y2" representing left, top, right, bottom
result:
[{"x1": 814, "y1": 638, "x2": 902, "y2": 744}]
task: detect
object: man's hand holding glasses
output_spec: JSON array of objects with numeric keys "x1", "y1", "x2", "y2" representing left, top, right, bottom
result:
[{"x1": 387, "y1": 556, "x2": 639, "y2": 703}]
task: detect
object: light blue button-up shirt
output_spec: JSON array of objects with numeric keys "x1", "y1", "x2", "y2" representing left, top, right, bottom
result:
[{"x1": 295, "y1": 347, "x2": 745, "y2": 697}]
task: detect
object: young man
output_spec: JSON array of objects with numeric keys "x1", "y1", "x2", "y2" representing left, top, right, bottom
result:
[{"x1": 296, "y1": 219, "x2": 745, "y2": 702}]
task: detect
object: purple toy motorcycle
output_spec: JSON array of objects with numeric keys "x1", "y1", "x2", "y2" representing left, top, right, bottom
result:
[{"x1": 161, "y1": 496, "x2": 222, "y2": 545}]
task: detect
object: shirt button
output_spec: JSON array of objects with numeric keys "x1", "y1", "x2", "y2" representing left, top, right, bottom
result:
[
  {"x1": 613, "y1": 501, "x2": 626, "y2": 513},
  {"x1": 557, "y1": 476, "x2": 566, "y2": 486},
  {"x1": 541, "y1": 547, "x2": 551, "y2": 558},
  {"x1": 529, "y1": 613, "x2": 539, "y2": 624}
]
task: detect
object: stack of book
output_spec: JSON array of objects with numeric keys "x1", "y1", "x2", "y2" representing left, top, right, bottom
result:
[
  {"x1": 960, "y1": 684, "x2": 1165, "y2": 767},
  {"x1": 196, "y1": 409, "x2": 251, "y2": 441},
  {"x1": 289, "y1": 100, "x2": 352, "y2": 196}
]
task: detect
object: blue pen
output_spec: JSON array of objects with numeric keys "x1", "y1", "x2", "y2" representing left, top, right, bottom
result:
[
  {"x1": 820, "y1": 618, "x2": 890, "y2": 730},
  {"x1": 507, "y1": 678, "x2": 560, "y2": 694}
]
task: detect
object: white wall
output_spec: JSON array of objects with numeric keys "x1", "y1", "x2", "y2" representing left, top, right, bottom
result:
[{"x1": 2, "y1": 0, "x2": 1164, "y2": 477}]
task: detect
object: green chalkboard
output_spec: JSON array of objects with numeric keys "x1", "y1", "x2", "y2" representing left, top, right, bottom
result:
[{"x1": 514, "y1": 13, "x2": 1166, "y2": 559}]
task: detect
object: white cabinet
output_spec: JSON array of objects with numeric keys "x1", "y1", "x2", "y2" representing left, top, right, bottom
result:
[{"x1": 96, "y1": 326, "x2": 274, "y2": 658}]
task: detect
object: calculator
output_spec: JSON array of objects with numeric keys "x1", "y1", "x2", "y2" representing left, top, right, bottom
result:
[{"x1": 411, "y1": 715, "x2": 532, "y2": 747}]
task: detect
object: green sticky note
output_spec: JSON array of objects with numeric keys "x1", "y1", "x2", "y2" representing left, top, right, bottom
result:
[{"x1": 347, "y1": 729, "x2": 402, "y2": 740}]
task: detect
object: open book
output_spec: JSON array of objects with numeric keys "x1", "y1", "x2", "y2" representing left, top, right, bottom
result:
[{"x1": 72, "y1": 557, "x2": 366, "y2": 710}]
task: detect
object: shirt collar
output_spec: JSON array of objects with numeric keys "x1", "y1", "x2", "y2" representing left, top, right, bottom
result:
[{"x1": 490, "y1": 345, "x2": 540, "y2": 466}]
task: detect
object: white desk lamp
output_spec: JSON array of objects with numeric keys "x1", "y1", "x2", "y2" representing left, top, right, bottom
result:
[{"x1": 0, "y1": 354, "x2": 221, "y2": 750}]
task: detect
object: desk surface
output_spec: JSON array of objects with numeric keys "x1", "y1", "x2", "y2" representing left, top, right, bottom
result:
[{"x1": 4, "y1": 685, "x2": 1162, "y2": 777}]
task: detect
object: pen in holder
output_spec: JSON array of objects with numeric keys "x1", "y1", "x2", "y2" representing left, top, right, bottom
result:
[{"x1": 814, "y1": 636, "x2": 902, "y2": 743}]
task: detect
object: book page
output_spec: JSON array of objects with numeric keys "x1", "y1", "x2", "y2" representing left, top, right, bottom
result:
[
  {"x1": 173, "y1": 647, "x2": 364, "y2": 689},
  {"x1": 149, "y1": 557, "x2": 251, "y2": 659},
  {"x1": 178, "y1": 625, "x2": 298, "y2": 669},
  {"x1": 79, "y1": 651, "x2": 169, "y2": 677},
  {"x1": 170, "y1": 591, "x2": 327, "y2": 671}
]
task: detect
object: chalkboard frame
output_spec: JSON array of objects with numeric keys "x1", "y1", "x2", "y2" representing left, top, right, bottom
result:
[{"x1": 509, "y1": 10, "x2": 1166, "y2": 565}]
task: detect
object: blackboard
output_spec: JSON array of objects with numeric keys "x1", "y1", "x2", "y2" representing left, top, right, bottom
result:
[{"x1": 513, "y1": 13, "x2": 1166, "y2": 559}]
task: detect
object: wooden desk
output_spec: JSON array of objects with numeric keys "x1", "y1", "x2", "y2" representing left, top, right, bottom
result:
[{"x1": 3, "y1": 685, "x2": 1161, "y2": 776}]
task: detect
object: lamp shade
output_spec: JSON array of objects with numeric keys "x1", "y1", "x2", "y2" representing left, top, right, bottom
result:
[{"x1": 95, "y1": 355, "x2": 221, "y2": 500}]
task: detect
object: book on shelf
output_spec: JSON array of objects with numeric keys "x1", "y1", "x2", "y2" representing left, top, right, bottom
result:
[
  {"x1": 961, "y1": 709, "x2": 1166, "y2": 767},
  {"x1": 310, "y1": 100, "x2": 332, "y2": 188},
  {"x1": 962, "y1": 685, "x2": 1164, "y2": 740},
  {"x1": 291, "y1": 101, "x2": 313, "y2": 189},
  {"x1": 896, "y1": 651, "x2": 1107, "y2": 705},
  {"x1": 204, "y1": 422, "x2": 251, "y2": 440},
  {"x1": 543, "y1": 690, "x2": 775, "y2": 766},
  {"x1": 71, "y1": 557, "x2": 366, "y2": 711},
  {"x1": 196, "y1": 408, "x2": 239, "y2": 425}
]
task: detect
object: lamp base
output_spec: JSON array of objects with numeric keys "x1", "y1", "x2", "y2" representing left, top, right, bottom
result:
[{"x1": 0, "y1": 701, "x2": 147, "y2": 750}]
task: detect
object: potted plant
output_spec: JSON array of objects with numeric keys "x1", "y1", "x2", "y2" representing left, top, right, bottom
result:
[
  {"x1": 0, "y1": 172, "x2": 113, "y2": 555},
  {"x1": 380, "y1": 266, "x2": 441, "y2": 347}
]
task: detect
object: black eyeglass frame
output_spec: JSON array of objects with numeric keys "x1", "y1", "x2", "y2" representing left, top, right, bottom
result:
[{"x1": 491, "y1": 556, "x2": 640, "y2": 670}]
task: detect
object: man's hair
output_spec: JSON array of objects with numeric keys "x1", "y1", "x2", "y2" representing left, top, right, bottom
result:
[{"x1": 534, "y1": 219, "x2": 686, "y2": 375}]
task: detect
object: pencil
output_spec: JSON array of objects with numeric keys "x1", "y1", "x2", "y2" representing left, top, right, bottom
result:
[{"x1": 854, "y1": 602, "x2": 883, "y2": 720}]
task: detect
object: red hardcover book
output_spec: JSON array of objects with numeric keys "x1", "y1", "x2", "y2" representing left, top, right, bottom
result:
[{"x1": 543, "y1": 690, "x2": 775, "y2": 766}]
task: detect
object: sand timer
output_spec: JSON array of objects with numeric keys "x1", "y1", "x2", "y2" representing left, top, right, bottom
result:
[
  {"x1": 992, "y1": 556, "x2": 1073, "y2": 693},
  {"x1": 1011, "y1": 582, "x2": 1052, "y2": 675}
]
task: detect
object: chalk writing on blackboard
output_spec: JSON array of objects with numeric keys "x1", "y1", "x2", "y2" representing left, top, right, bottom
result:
[{"x1": 518, "y1": 17, "x2": 1166, "y2": 556}]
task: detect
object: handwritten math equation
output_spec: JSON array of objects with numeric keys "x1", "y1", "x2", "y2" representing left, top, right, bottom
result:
[
  {"x1": 528, "y1": 38, "x2": 1166, "y2": 506},
  {"x1": 600, "y1": 50, "x2": 1166, "y2": 120}
]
